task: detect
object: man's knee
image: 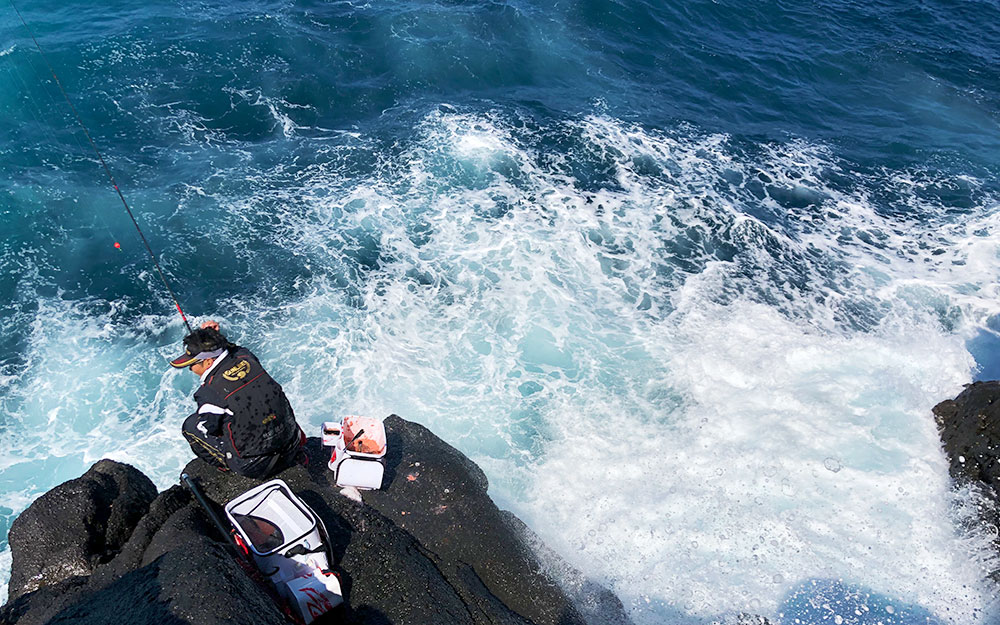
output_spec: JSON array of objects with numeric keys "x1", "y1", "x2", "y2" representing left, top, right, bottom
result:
[
  {"x1": 181, "y1": 412, "x2": 202, "y2": 437},
  {"x1": 182, "y1": 414, "x2": 227, "y2": 467}
]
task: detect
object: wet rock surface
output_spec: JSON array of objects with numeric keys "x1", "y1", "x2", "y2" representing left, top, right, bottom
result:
[
  {"x1": 2, "y1": 416, "x2": 630, "y2": 625},
  {"x1": 933, "y1": 381, "x2": 1000, "y2": 580},
  {"x1": 934, "y1": 381, "x2": 1000, "y2": 490},
  {"x1": 6, "y1": 459, "x2": 157, "y2": 602}
]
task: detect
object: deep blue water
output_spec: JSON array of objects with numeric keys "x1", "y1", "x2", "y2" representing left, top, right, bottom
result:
[{"x1": 2, "y1": 1, "x2": 1000, "y2": 623}]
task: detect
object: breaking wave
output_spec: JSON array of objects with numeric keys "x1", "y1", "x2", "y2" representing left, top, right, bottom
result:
[{"x1": 2, "y1": 107, "x2": 998, "y2": 623}]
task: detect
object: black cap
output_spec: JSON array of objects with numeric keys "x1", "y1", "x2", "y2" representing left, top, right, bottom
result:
[{"x1": 170, "y1": 328, "x2": 229, "y2": 368}]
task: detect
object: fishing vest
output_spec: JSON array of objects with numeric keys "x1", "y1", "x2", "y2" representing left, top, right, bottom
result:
[{"x1": 194, "y1": 347, "x2": 299, "y2": 459}]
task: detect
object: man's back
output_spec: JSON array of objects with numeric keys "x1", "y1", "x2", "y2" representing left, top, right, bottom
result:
[{"x1": 195, "y1": 345, "x2": 299, "y2": 460}]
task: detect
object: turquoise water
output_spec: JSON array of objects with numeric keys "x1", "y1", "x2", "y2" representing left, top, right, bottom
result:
[{"x1": 2, "y1": 1, "x2": 1000, "y2": 622}]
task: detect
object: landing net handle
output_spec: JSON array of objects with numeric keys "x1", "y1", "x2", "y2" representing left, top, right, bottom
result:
[
  {"x1": 180, "y1": 473, "x2": 307, "y2": 625},
  {"x1": 180, "y1": 472, "x2": 244, "y2": 558}
]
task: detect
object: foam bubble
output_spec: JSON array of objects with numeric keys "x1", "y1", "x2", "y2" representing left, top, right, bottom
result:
[{"x1": 225, "y1": 87, "x2": 309, "y2": 139}]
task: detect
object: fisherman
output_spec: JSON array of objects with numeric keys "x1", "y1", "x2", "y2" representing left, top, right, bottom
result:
[{"x1": 171, "y1": 321, "x2": 304, "y2": 478}]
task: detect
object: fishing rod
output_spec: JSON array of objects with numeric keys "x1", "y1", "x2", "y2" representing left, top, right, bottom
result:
[
  {"x1": 181, "y1": 473, "x2": 245, "y2": 558},
  {"x1": 8, "y1": 1, "x2": 193, "y2": 334}
]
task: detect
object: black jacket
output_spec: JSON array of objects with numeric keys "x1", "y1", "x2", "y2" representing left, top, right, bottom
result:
[{"x1": 193, "y1": 346, "x2": 299, "y2": 459}]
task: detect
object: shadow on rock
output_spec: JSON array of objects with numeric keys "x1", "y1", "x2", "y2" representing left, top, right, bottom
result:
[{"x1": 45, "y1": 557, "x2": 192, "y2": 625}]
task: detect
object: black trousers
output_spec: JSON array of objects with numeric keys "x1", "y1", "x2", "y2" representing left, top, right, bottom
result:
[{"x1": 182, "y1": 413, "x2": 302, "y2": 479}]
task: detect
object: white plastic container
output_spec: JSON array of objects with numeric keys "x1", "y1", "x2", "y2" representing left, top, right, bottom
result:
[
  {"x1": 322, "y1": 416, "x2": 387, "y2": 490},
  {"x1": 321, "y1": 421, "x2": 341, "y2": 447},
  {"x1": 224, "y1": 479, "x2": 342, "y2": 623}
]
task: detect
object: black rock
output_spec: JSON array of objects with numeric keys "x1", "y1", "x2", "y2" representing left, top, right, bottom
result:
[
  {"x1": 6, "y1": 459, "x2": 157, "y2": 601},
  {"x1": 89, "y1": 485, "x2": 193, "y2": 585},
  {"x1": 933, "y1": 381, "x2": 1000, "y2": 491},
  {"x1": 496, "y1": 511, "x2": 630, "y2": 625},
  {"x1": 3, "y1": 501, "x2": 290, "y2": 625},
  {"x1": 362, "y1": 415, "x2": 602, "y2": 625},
  {"x1": 932, "y1": 381, "x2": 1000, "y2": 581},
  {"x1": 3, "y1": 416, "x2": 631, "y2": 625}
]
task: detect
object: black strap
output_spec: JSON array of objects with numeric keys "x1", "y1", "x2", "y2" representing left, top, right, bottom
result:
[
  {"x1": 262, "y1": 452, "x2": 282, "y2": 477},
  {"x1": 285, "y1": 543, "x2": 325, "y2": 558}
]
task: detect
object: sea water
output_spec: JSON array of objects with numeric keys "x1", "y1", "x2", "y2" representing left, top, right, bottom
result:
[{"x1": 1, "y1": 1, "x2": 999, "y2": 623}]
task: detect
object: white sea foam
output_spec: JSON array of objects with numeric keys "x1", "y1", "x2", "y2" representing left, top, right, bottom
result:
[
  {"x1": 220, "y1": 110, "x2": 998, "y2": 622},
  {"x1": 0, "y1": 550, "x2": 10, "y2": 604},
  {"x1": 306, "y1": 111, "x2": 1000, "y2": 622},
  {"x1": 2, "y1": 110, "x2": 999, "y2": 621},
  {"x1": 226, "y1": 87, "x2": 309, "y2": 139},
  {"x1": 529, "y1": 300, "x2": 985, "y2": 619},
  {"x1": 0, "y1": 295, "x2": 196, "y2": 603}
]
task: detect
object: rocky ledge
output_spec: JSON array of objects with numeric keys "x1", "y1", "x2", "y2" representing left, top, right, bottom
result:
[
  {"x1": 1, "y1": 415, "x2": 630, "y2": 625},
  {"x1": 933, "y1": 381, "x2": 1000, "y2": 581}
]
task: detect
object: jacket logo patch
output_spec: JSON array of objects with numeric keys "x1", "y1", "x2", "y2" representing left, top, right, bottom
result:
[
  {"x1": 223, "y1": 360, "x2": 251, "y2": 381},
  {"x1": 262, "y1": 414, "x2": 277, "y2": 425}
]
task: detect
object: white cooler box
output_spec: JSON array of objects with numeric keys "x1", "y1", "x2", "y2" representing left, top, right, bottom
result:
[
  {"x1": 225, "y1": 479, "x2": 343, "y2": 623},
  {"x1": 322, "y1": 416, "x2": 387, "y2": 490}
]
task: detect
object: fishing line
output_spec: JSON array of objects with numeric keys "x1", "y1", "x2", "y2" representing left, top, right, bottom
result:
[
  {"x1": 4, "y1": 43, "x2": 120, "y2": 249},
  {"x1": 8, "y1": 0, "x2": 193, "y2": 334}
]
